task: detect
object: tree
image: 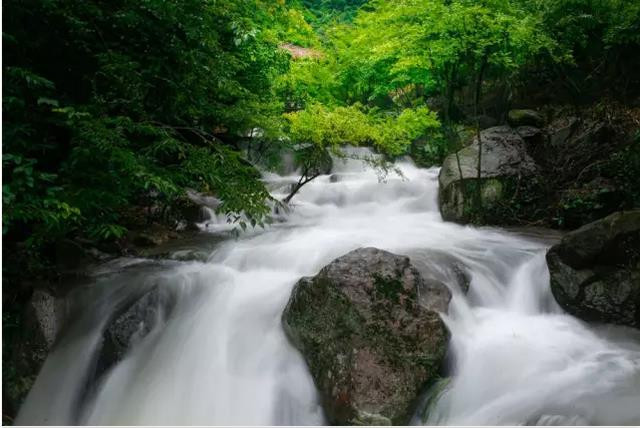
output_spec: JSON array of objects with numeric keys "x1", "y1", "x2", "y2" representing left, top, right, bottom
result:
[
  {"x1": 331, "y1": 0, "x2": 558, "y2": 210},
  {"x1": 2, "y1": 0, "x2": 295, "y2": 276}
]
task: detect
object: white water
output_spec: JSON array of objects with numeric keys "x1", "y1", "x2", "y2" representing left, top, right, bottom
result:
[{"x1": 16, "y1": 149, "x2": 640, "y2": 425}]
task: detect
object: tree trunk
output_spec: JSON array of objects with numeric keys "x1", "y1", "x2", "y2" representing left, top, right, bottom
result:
[
  {"x1": 474, "y1": 52, "x2": 489, "y2": 210},
  {"x1": 283, "y1": 167, "x2": 320, "y2": 205}
]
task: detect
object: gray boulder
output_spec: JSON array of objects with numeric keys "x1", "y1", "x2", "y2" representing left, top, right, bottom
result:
[
  {"x1": 96, "y1": 285, "x2": 175, "y2": 377},
  {"x1": 438, "y1": 126, "x2": 538, "y2": 224},
  {"x1": 546, "y1": 210, "x2": 640, "y2": 328},
  {"x1": 282, "y1": 248, "x2": 448, "y2": 425},
  {"x1": 3, "y1": 288, "x2": 65, "y2": 417},
  {"x1": 26, "y1": 289, "x2": 64, "y2": 349}
]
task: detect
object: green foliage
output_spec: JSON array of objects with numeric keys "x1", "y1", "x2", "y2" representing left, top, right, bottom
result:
[
  {"x1": 2, "y1": 0, "x2": 293, "y2": 276},
  {"x1": 532, "y1": 0, "x2": 640, "y2": 54},
  {"x1": 332, "y1": 0, "x2": 558, "y2": 111},
  {"x1": 4, "y1": 0, "x2": 640, "y2": 283},
  {"x1": 277, "y1": 55, "x2": 340, "y2": 110},
  {"x1": 609, "y1": 137, "x2": 640, "y2": 208},
  {"x1": 296, "y1": 0, "x2": 368, "y2": 26},
  {"x1": 278, "y1": 8, "x2": 321, "y2": 47},
  {"x1": 286, "y1": 104, "x2": 441, "y2": 157}
]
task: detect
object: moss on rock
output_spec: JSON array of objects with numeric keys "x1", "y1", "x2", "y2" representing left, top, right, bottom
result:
[{"x1": 282, "y1": 248, "x2": 448, "y2": 425}]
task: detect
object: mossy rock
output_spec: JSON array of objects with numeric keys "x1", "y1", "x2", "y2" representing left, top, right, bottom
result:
[
  {"x1": 438, "y1": 126, "x2": 542, "y2": 225},
  {"x1": 546, "y1": 210, "x2": 640, "y2": 328},
  {"x1": 282, "y1": 248, "x2": 448, "y2": 425},
  {"x1": 507, "y1": 109, "x2": 545, "y2": 128}
]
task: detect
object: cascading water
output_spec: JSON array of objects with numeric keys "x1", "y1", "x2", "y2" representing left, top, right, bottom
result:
[{"x1": 16, "y1": 148, "x2": 640, "y2": 425}]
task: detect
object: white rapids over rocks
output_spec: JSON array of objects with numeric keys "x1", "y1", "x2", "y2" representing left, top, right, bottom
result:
[{"x1": 16, "y1": 148, "x2": 640, "y2": 425}]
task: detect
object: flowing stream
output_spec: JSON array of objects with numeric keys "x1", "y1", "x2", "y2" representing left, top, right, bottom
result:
[{"x1": 16, "y1": 149, "x2": 640, "y2": 425}]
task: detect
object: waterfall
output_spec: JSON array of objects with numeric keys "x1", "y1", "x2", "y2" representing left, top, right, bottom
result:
[{"x1": 16, "y1": 149, "x2": 640, "y2": 425}]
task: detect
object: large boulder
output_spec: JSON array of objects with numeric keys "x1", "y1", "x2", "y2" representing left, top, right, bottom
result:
[
  {"x1": 3, "y1": 289, "x2": 65, "y2": 419},
  {"x1": 25, "y1": 289, "x2": 64, "y2": 349},
  {"x1": 546, "y1": 210, "x2": 640, "y2": 328},
  {"x1": 282, "y1": 248, "x2": 448, "y2": 425},
  {"x1": 438, "y1": 126, "x2": 539, "y2": 224},
  {"x1": 96, "y1": 285, "x2": 175, "y2": 378}
]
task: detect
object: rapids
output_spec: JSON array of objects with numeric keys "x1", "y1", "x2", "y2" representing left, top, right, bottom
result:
[{"x1": 16, "y1": 149, "x2": 640, "y2": 425}]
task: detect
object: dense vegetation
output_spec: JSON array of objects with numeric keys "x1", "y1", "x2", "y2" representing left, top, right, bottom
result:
[{"x1": 3, "y1": 0, "x2": 640, "y2": 322}]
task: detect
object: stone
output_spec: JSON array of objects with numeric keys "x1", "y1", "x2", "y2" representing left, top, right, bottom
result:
[
  {"x1": 96, "y1": 285, "x2": 176, "y2": 377},
  {"x1": 26, "y1": 289, "x2": 63, "y2": 349},
  {"x1": 507, "y1": 109, "x2": 545, "y2": 128},
  {"x1": 547, "y1": 117, "x2": 579, "y2": 147},
  {"x1": 133, "y1": 232, "x2": 167, "y2": 247},
  {"x1": 282, "y1": 248, "x2": 448, "y2": 425},
  {"x1": 438, "y1": 126, "x2": 539, "y2": 224},
  {"x1": 516, "y1": 125, "x2": 542, "y2": 140},
  {"x1": 3, "y1": 288, "x2": 64, "y2": 418},
  {"x1": 546, "y1": 210, "x2": 640, "y2": 328}
]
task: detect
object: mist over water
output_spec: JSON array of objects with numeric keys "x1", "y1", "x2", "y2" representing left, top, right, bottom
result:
[{"x1": 16, "y1": 149, "x2": 640, "y2": 425}]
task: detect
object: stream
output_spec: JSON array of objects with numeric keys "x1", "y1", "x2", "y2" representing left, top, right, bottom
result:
[{"x1": 16, "y1": 149, "x2": 640, "y2": 425}]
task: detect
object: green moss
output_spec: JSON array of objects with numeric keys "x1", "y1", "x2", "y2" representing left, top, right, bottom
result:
[
  {"x1": 372, "y1": 273, "x2": 405, "y2": 303},
  {"x1": 481, "y1": 179, "x2": 503, "y2": 202}
]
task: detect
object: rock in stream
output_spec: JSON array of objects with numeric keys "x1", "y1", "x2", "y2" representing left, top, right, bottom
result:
[
  {"x1": 282, "y1": 247, "x2": 449, "y2": 425},
  {"x1": 547, "y1": 210, "x2": 640, "y2": 328}
]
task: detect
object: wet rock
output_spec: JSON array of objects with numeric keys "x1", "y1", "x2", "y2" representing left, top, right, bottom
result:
[
  {"x1": 3, "y1": 288, "x2": 65, "y2": 418},
  {"x1": 516, "y1": 125, "x2": 542, "y2": 141},
  {"x1": 96, "y1": 285, "x2": 175, "y2": 376},
  {"x1": 167, "y1": 249, "x2": 210, "y2": 262},
  {"x1": 547, "y1": 116, "x2": 579, "y2": 147},
  {"x1": 438, "y1": 126, "x2": 539, "y2": 224},
  {"x1": 282, "y1": 248, "x2": 448, "y2": 425},
  {"x1": 169, "y1": 190, "x2": 219, "y2": 231},
  {"x1": 546, "y1": 210, "x2": 640, "y2": 328},
  {"x1": 329, "y1": 173, "x2": 344, "y2": 183},
  {"x1": 410, "y1": 250, "x2": 471, "y2": 299},
  {"x1": 174, "y1": 197, "x2": 206, "y2": 227},
  {"x1": 133, "y1": 232, "x2": 167, "y2": 247},
  {"x1": 26, "y1": 289, "x2": 64, "y2": 349},
  {"x1": 137, "y1": 232, "x2": 223, "y2": 261},
  {"x1": 132, "y1": 224, "x2": 180, "y2": 248},
  {"x1": 507, "y1": 109, "x2": 545, "y2": 128}
]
